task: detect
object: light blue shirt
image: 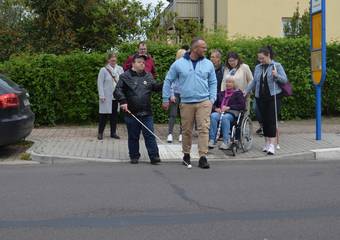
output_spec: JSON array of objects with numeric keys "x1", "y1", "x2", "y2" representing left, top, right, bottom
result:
[{"x1": 162, "y1": 54, "x2": 217, "y2": 103}]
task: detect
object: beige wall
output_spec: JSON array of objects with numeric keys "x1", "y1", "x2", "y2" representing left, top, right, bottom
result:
[
  {"x1": 202, "y1": 0, "x2": 339, "y2": 41},
  {"x1": 166, "y1": 0, "x2": 340, "y2": 41},
  {"x1": 203, "y1": 0, "x2": 228, "y2": 31},
  {"x1": 226, "y1": 0, "x2": 309, "y2": 38},
  {"x1": 326, "y1": 0, "x2": 339, "y2": 42}
]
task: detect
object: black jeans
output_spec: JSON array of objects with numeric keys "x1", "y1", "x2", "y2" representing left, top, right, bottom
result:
[
  {"x1": 256, "y1": 96, "x2": 281, "y2": 138},
  {"x1": 98, "y1": 100, "x2": 119, "y2": 135}
]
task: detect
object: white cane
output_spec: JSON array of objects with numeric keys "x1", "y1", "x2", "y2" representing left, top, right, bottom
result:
[
  {"x1": 273, "y1": 64, "x2": 280, "y2": 150},
  {"x1": 126, "y1": 109, "x2": 192, "y2": 168},
  {"x1": 215, "y1": 112, "x2": 224, "y2": 142}
]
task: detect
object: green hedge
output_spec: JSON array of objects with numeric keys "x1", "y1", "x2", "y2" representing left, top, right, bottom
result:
[{"x1": 0, "y1": 37, "x2": 339, "y2": 125}]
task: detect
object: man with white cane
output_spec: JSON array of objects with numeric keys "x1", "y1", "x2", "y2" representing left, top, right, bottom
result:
[
  {"x1": 114, "y1": 54, "x2": 163, "y2": 165},
  {"x1": 244, "y1": 46, "x2": 287, "y2": 155}
]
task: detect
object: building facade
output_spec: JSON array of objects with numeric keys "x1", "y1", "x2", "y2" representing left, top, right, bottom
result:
[{"x1": 165, "y1": 0, "x2": 339, "y2": 42}]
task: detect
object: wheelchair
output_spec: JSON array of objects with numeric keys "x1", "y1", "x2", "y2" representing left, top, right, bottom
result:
[{"x1": 228, "y1": 111, "x2": 253, "y2": 156}]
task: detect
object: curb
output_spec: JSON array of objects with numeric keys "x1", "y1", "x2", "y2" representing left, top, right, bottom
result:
[
  {"x1": 28, "y1": 149, "x2": 317, "y2": 164},
  {"x1": 25, "y1": 138, "x2": 340, "y2": 165},
  {"x1": 311, "y1": 147, "x2": 340, "y2": 161},
  {"x1": 0, "y1": 160, "x2": 40, "y2": 165}
]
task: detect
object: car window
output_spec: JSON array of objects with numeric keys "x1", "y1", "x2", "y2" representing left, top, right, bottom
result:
[{"x1": 0, "y1": 74, "x2": 19, "y2": 89}]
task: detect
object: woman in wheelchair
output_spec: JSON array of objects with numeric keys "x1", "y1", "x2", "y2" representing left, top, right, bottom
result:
[{"x1": 209, "y1": 78, "x2": 246, "y2": 150}]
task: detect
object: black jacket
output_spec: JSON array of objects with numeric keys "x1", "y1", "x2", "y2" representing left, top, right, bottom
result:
[{"x1": 114, "y1": 69, "x2": 163, "y2": 116}]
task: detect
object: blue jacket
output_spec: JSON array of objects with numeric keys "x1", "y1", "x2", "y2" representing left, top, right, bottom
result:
[
  {"x1": 162, "y1": 52, "x2": 217, "y2": 103},
  {"x1": 245, "y1": 60, "x2": 288, "y2": 98}
]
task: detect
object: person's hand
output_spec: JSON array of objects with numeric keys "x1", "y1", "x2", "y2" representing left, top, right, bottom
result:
[
  {"x1": 243, "y1": 90, "x2": 248, "y2": 97},
  {"x1": 162, "y1": 102, "x2": 170, "y2": 111},
  {"x1": 120, "y1": 104, "x2": 129, "y2": 112},
  {"x1": 221, "y1": 106, "x2": 229, "y2": 112},
  {"x1": 170, "y1": 96, "x2": 176, "y2": 103},
  {"x1": 272, "y1": 68, "x2": 278, "y2": 77},
  {"x1": 100, "y1": 97, "x2": 106, "y2": 102},
  {"x1": 215, "y1": 108, "x2": 221, "y2": 113}
]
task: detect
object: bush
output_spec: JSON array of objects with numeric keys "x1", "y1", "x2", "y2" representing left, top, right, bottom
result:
[{"x1": 0, "y1": 37, "x2": 339, "y2": 125}]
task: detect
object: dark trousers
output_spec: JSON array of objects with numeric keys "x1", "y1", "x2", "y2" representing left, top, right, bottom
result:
[
  {"x1": 256, "y1": 96, "x2": 281, "y2": 138},
  {"x1": 168, "y1": 93, "x2": 182, "y2": 134},
  {"x1": 252, "y1": 98, "x2": 263, "y2": 125},
  {"x1": 98, "y1": 100, "x2": 118, "y2": 135},
  {"x1": 124, "y1": 115, "x2": 159, "y2": 161}
]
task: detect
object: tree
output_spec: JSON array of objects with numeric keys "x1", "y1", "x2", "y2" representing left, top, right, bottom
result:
[
  {"x1": 24, "y1": 0, "x2": 152, "y2": 53},
  {"x1": 283, "y1": 3, "x2": 310, "y2": 38},
  {"x1": 0, "y1": 0, "x2": 31, "y2": 61},
  {"x1": 146, "y1": 4, "x2": 202, "y2": 45},
  {"x1": 0, "y1": 0, "x2": 173, "y2": 60}
]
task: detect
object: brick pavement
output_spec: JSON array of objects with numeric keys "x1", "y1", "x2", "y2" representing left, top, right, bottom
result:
[{"x1": 25, "y1": 118, "x2": 340, "y2": 164}]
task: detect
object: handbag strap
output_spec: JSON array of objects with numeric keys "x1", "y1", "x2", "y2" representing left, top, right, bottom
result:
[{"x1": 105, "y1": 67, "x2": 118, "y2": 84}]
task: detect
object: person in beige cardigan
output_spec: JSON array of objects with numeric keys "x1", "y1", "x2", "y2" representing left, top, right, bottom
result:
[{"x1": 221, "y1": 52, "x2": 253, "y2": 110}]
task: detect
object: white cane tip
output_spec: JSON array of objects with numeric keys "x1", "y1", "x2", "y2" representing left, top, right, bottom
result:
[
  {"x1": 187, "y1": 164, "x2": 192, "y2": 169},
  {"x1": 277, "y1": 145, "x2": 280, "y2": 149}
]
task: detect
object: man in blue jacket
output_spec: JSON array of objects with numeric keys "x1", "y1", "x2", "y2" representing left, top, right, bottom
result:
[{"x1": 162, "y1": 37, "x2": 217, "y2": 169}]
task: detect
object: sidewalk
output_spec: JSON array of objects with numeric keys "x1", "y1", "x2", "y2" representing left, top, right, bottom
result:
[{"x1": 24, "y1": 118, "x2": 340, "y2": 164}]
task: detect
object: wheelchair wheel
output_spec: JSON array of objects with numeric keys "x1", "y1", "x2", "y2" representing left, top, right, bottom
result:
[{"x1": 240, "y1": 114, "x2": 253, "y2": 152}]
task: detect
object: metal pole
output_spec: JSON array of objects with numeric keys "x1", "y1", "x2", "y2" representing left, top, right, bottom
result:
[
  {"x1": 214, "y1": 0, "x2": 218, "y2": 30},
  {"x1": 315, "y1": 84, "x2": 322, "y2": 140}
]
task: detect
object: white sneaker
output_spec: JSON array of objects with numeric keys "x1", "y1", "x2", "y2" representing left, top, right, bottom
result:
[
  {"x1": 219, "y1": 142, "x2": 231, "y2": 150},
  {"x1": 208, "y1": 140, "x2": 216, "y2": 149},
  {"x1": 267, "y1": 144, "x2": 275, "y2": 155},
  {"x1": 262, "y1": 144, "x2": 269, "y2": 152},
  {"x1": 178, "y1": 134, "x2": 182, "y2": 142},
  {"x1": 167, "y1": 134, "x2": 173, "y2": 143}
]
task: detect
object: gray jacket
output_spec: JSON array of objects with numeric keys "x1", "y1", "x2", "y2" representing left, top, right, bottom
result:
[
  {"x1": 245, "y1": 61, "x2": 287, "y2": 98},
  {"x1": 97, "y1": 64, "x2": 124, "y2": 114}
]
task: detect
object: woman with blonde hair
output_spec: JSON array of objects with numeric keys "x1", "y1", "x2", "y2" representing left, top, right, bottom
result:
[
  {"x1": 209, "y1": 78, "x2": 246, "y2": 150},
  {"x1": 166, "y1": 48, "x2": 187, "y2": 143},
  {"x1": 97, "y1": 52, "x2": 124, "y2": 140}
]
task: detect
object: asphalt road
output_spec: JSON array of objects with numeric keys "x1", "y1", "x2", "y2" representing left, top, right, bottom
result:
[{"x1": 1, "y1": 161, "x2": 340, "y2": 240}]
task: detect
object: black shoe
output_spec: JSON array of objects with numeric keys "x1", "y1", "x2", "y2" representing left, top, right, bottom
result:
[
  {"x1": 97, "y1": 133, "x2": 103, "y2": 140},
  {"x1": 150, "y1": 157, "x2": 161, "y2": 165},
  {"x1": 182, "y1": 153, "x2": 191, "y2": 165},
  {"x1": 198, "y1": 156, "x2": 210, "y2": 169},
  {"x1": 111, "y1": 133, "x2": 120, "y2": 139},
  {"x1": 130, "y1": 159, "x2": 139, "y2": 164}
]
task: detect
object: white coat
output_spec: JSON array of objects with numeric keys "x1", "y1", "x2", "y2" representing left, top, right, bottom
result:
[{"x1": 97, "y1": 64, "x2": 124, "y2": 114}]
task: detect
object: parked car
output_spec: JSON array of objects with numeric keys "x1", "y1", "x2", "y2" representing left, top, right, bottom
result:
[{"x1": 0, "y1": 74, "x2": 35, "y2": 146}]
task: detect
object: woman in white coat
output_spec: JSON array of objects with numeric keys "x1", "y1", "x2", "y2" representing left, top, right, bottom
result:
[{"x1": 97, "y1": 53, "x2": 124, "y2": 140}]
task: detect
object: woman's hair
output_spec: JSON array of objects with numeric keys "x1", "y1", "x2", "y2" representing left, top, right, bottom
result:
[
  {"x1": 106, "y1": 52, "x2": 116, "y2": 62},
  {"x1": 226, "y1": 51, "x2": 243, "y2": 69},
  {"x1": 176, "y1": 49, "x2": 186, "y2": 59},
  {"x1": 225, "y1": 77, "x2": 235, "y2": 89},
  {"x1": 258, "y1": 46, "x2": 275, "y2": 59}
]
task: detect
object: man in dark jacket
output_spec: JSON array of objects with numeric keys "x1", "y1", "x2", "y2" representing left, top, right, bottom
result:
[
  {"x1": 210, "y1": 49, "x2": 224, "y2": 94},
  {"x1": 114, "y1": 54, "x2": 163, "y2": 165}
]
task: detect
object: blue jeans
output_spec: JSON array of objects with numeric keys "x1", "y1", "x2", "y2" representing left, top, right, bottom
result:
[
  {"x1": 209, "y1": 112, "x2": 235, "y2": 143},
  {"x1": 124, "y1": 115, "x2": 159, "y2": 160}
]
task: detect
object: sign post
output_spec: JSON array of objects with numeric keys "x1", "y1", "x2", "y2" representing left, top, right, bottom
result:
[{"x1": 310, "y1": 0, "x2": 326, "y2": 140}]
